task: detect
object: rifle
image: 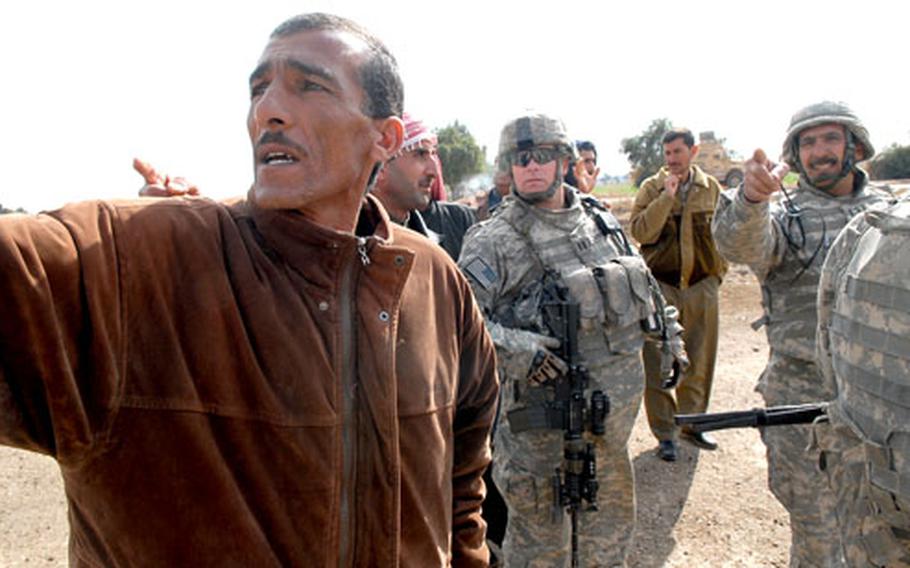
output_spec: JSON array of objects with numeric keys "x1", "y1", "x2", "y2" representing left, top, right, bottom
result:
[
  {"x1": 675, "y1": 403, "x2": 828, "y2": 433},
  {"x1": 539, "y1": 277, "x2": 609, "y2": 568},
  {"x1": 502, "y1": 272, "x2": 610, "y2": 566}
]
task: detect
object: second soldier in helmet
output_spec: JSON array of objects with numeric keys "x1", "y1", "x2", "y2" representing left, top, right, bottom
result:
[
  {"x1": 459, "y1": 112, "x2": 687, "y2": 566},
  {"x1": 713, "y1": 100, "x2": 893, "y2": 567}
]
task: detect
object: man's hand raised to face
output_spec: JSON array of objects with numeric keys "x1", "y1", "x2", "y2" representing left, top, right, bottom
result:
[
  {"x1": 573, "y1": 159, "x2": 601, "y2": 194},
  {"x1": 742, "y1": 149, "x2": 790, "y2": 204},
  {"x1": 663, "y1": 174, "x2": 680, "y2": 198},
  {"x1": 133, "y1": 158, "x2": 201, "y2": 197}
]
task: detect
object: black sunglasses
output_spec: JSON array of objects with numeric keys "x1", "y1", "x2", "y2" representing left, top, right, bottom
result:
[{"x1": 511, "y1": 147, "x2": 562, "y2": 167}]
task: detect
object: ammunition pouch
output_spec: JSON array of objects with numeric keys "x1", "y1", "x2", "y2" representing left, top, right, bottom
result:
[{"x1": 591, "y1": 256, "x2": 655, "y2": 354}]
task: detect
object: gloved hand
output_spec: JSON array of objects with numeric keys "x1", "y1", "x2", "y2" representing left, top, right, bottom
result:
[
  {"x1": 660, "y1": 306, "x2": 689, "y2": 389},
  {"x1": 526, "y1": 348, "x2": 569, "y2": 387},
  {"x1": 489, "y1": 325, "x2": 565, "y2": 383}
]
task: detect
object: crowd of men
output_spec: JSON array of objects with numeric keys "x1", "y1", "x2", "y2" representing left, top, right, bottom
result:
[{"x1": 1, "y1": 11, "x2": 908, "y2": 568}]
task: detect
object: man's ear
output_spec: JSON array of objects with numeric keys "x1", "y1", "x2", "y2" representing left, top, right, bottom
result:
[
  {"x1": 690, "y1": 144, "x2": 700, "y2": 159},
  {"x1": 854, "y1": 143, "x2": 866, "y2": 162},
  {"x1": 374, "y1": 116, "x2": 404, "y2": 161}
]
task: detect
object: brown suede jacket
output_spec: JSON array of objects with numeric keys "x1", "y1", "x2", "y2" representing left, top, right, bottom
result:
[
  {"x1": 630, "y1": 165, "x2": 728, "y2": 288},
  {"x1": 0, "y1": 194, "x2": 498, "y2": 567}
]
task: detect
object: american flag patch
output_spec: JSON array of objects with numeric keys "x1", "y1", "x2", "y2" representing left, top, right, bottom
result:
[{"x1": 463, "y1": 257, "x2": 498, "y2": 291}]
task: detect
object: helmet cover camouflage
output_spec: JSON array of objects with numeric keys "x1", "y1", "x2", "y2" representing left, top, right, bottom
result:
[
  {"x1": 782, "y1": 101, "x2": 875, "y2": 169},
  {"x1": 497, "y1": 112, "x2": 577, "y2": 172}
]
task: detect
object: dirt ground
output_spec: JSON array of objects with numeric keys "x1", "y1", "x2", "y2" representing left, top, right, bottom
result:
[{"x1": 0, "y1": 199, "x2": 790, "y2": 567}]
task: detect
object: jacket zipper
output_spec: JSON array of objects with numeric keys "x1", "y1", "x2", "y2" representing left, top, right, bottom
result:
[{"x1": 338, "y1": 238, "x2": 369, "y2": 567}]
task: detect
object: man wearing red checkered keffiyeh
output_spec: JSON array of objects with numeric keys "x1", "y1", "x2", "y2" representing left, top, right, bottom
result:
[{"x1": 372, "y1": 112, "x2": 477, "y2": 260}]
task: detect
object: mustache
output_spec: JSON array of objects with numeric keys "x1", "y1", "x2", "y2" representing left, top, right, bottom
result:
[
  {"x1": 256, "y1": 131, "x2": 306, "y2": 154},
  {"x1": 809, "y1": 156, "x2": 838, "y2": 168}
]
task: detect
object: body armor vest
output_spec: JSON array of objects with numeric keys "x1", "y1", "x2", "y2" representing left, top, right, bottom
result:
[{"x1": 830, "y1": 199, "x2": 910, "y2": 500}]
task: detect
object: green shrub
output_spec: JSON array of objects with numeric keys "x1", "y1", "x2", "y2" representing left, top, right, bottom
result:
[{"x1": 868, "y1": 144, "x2": 910, "y2": 180}]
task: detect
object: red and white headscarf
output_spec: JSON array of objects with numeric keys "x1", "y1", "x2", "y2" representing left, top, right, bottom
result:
[
  {"x1": 399, "y1": 112, "x2": 438, "y2": 155},
  {"x1": 397, "y1": 112, "x2": 448, "y2": 200}
]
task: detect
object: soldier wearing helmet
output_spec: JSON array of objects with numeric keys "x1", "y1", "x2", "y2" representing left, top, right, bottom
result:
[
  {"x1": 459, "y1": 112, "x2": 688, "y2": 566},
  {"x1": 713, "y1": 101, "x2": 893, "y2": 567}
]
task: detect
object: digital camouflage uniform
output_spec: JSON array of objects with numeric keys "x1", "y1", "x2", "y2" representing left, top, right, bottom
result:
[
  {"x1": 461, "y1": 190, "x2": 678, "y2": 567},
  {"x1": 458, "y1": 112, "x2": 685, "y2": 568},
  {"x1": 712, "y1": 101, "x2": 892, "y2": 567},
  {"x1": 816, "y1": 198, "x2": 910, "y2": 567}
]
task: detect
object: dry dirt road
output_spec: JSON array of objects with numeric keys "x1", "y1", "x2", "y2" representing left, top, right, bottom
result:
[{"x1": 0, "y1": 267, "x2": 789, "y2": 567}]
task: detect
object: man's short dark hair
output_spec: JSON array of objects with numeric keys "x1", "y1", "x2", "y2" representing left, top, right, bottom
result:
[
  {"x1": 662, "y1": 129, "x2": 695, "y2": 148},
  {"x1": 271, "y1": 13, "x2": 404, "y2": 119},
  {"x1": 576, "y1": 140, "x2": 598, "y2": 159}
]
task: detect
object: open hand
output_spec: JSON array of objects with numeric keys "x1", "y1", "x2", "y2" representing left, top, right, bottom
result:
[{"x1": 572, "y1": 160, "x2": 600, "y2": 194}]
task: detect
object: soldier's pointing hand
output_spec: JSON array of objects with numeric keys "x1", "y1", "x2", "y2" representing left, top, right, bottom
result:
[{"x1": 742, "y1": 149, "x2": 789, "y2": 203}]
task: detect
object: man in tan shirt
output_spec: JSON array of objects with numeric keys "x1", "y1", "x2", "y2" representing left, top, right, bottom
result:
[{"x1": 630, "y1": 128, "x2": 727, "y2": 461}]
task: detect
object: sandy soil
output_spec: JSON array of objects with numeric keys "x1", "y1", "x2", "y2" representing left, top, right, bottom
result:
[{"x1": 0, "y1": 199, "x2": 790, "y2": 566}]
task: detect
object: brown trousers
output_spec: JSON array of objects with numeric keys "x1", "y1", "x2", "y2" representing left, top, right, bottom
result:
[{"x1": 643, "y1": 276, "x2": 720, "y2": 441}]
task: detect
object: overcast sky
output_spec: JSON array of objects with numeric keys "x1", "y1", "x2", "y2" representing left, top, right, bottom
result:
[{"x1": 2, "y1": 0, "x2": 908, "y2": 212}]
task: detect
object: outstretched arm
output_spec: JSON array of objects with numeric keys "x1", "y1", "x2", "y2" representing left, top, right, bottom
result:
[{"x1": 0, "y1": 203, "x2": 124, "y2": 462}]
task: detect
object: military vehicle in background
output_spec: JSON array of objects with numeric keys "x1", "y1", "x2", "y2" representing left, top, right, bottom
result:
[{"x1": 694, "y1": 131, "x2": 745, "y2": 188}]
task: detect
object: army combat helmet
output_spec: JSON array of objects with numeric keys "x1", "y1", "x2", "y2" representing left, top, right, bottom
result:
[
  {"x1": 497, "y1": 112, "x2": 577, "y2": 203},
  {"x1": 781, "y1": 101, "x2": 875, "y2": 185}
]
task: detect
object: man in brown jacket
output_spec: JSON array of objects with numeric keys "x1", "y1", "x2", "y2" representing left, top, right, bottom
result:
[
  {"x1": 0, "y1": 13, "x2": 499, "y2": 567},
  {"x1": 630, "y1": 128, "x2": 727, "y2": 461}
]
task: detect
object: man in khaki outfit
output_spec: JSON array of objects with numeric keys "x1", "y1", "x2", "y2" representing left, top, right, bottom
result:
[{"x1": 630, "y1": 128, "x2": 727, "y2": 461}]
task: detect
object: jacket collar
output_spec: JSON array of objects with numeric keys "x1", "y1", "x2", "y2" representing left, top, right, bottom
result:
[{"x1": 243, "y1": 194, "x2": 396, "y2": 265}]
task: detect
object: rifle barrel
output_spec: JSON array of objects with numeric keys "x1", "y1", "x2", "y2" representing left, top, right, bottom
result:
[{"x1": 675, "y1": 403, "x2": 828, "y2": 432}]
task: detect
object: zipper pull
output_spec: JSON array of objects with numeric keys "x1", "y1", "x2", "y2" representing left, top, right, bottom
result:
[{"x1": 357, "y1": 237, "x2": 371, "y2": 266}]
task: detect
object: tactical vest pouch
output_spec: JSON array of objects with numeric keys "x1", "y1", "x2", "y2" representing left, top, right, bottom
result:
[
  {"x1": 562, "y1": 266, "x2": 606, "y2": 329},
  {"x1": 866, "y1": 432, "x2": 910, "y2": 503},
  {"x1": 591, "y1": 256, "x2": 653, "y2": 355},
  {"x1": 592, "y1": 256, "x2": 653, "y2": 328},
  {"x1": 862, "y1": 433, "x2": 910, "y2": 567}
]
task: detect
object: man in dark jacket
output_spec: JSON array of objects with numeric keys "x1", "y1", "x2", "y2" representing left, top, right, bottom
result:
[
  {"x1": 371, "y1": 112, "x2": 477, "y2": 260},
  {"x1": 0, "y1": 13, "x2": 498, "y2": 567}
]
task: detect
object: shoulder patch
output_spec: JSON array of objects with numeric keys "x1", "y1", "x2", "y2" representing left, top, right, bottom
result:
[{"x1": 462, "y1": 257, "x2": 499, "y2": 291}]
